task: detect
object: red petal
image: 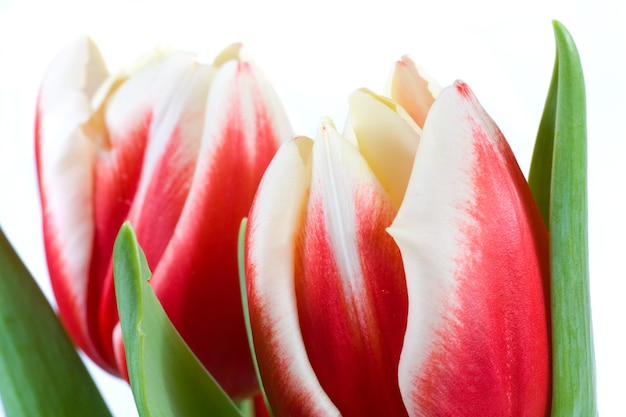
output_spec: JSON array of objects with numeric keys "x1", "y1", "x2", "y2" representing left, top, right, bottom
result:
[
  {"x1": 389, "y1": 81, "x2": 551, "y2": 417},
  {"x1": 91, "y1": 51, "x2": 214, "y2": 368},
  {"x1": 35, "y1": 36, "x2": 112, "y2": 370},
  {"x1": 246, "y1": 137, "x2": 340, "y2": 416},
  {"x1": 294, "y1": 121, "x2": 408, "y2": 416},
  {"x1": 150, "y1": 56, "x2": 292, "y2": 398}
]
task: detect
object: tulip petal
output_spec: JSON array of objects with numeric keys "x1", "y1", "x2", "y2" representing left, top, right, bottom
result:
[
  {"x1": 150, "y1": 53, "x2": 292, "y2": 398},
  {"x1": 246, "y1": 137, "x2": 340, "y2": 416},
  {"x1": 385, "y1": 55, "x2": 440, "y2": 128},
  {"x1": 349, "y1": 88, "x2": 421, "y2": 207},
  {"x1": 389, "y1": 81, "x2": 550, "y2": 417},
  {"x1": 92, "y1": 51, "x2": 217, "y2": 365},
  {"x1": 293, "y1": 121, "x2": 409, "y2": 416},
  {"x1": 35, "y1": 35, "x2": 110, "y2": 369}
]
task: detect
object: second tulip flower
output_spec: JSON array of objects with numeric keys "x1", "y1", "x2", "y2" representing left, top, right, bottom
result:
[{"x1": 245, "y1": 57, "x2": 551, "y2": 416}]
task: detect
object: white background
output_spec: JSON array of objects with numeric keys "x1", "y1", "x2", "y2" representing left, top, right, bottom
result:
[{"x1": 0, "y1": 0, "x2": 624, "y2": 415}]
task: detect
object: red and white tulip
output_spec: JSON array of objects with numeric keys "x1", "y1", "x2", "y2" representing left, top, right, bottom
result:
[
  {"x1": 245, "y1": 57, "x2": 551, "y2": 416},
  {"x1": 35, "y1": 36, "x2": 292, "y2": 398}
]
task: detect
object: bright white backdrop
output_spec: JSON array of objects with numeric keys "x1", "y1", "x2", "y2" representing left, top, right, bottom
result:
[{"x1": 0, "y1": 0, "x2": 624, "y2": 415}]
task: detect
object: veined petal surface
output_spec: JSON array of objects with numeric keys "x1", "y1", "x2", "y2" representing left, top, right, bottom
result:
[{"x1": 389, "y1": 81, "x2": 550, "y2": 417}]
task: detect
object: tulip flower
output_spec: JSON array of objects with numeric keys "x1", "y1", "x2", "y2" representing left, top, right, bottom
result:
[
  {"x1": 35, "y1": 36, "x2": 292, "y2": 398},
  {"x1": 244, "y1": 58, "x2": 551, "y2": 416}
]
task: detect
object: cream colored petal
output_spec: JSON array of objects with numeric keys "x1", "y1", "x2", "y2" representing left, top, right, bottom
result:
[
  {"x1": 385, "y1": 55, "x2": 440, "y2": 128},
  {"x1": 349, "y1": 88, "x2": 421, "y2": 207}
]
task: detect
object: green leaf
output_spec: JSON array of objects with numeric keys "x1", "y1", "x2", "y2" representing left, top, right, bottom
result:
[
  {"x1": 528, "y1": 40, "x2": 558, "y2": 226},
  {"x1": 528, "y1": 20, "x2": 597, "y2": 416},
  {"x1": 113, "y1": 221, "x2": 242, "y2": 417},
  {"x1": 237, "y1": 218, "x2": 274, "y2": 417},
  {"x1": 0, "y1": 227, "x2": 111, "y2": 417}
]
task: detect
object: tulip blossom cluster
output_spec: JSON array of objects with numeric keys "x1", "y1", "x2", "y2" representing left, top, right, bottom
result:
[
  {"x1": 35, "y1": 37, "x2": 292, "y2": 398},
  {"x1": 244, "y1": 57, "x2": 552, "y2": 416},
  {"x1": 33, "y1": 33, "x2": 562, "y2": 417}
]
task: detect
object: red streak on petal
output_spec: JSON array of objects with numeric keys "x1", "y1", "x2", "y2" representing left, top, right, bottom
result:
[
  {"x1": 295, "y1": 183, "x2": 408, "y2": 416},
  {"x1": 90, "y1": 111, "x2": 151, "y2": 369},
  {"x1": 132, "y1": 129, "x2": 199, "y2": 265},
  {"x1": 414, "y1": 118, "x2": 550, "y2": 416}
]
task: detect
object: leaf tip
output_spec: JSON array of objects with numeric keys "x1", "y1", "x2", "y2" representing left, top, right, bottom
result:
[{"x1": 551, "y1": 20, "x2": 580, "y2": 57}]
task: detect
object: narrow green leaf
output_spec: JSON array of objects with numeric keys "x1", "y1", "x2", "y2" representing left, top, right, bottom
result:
[
  {"x1": 113, "y1": 221, "x2": 242, "y2": 417},
  {"x1": 528, "y1": 41, "x2": 558, "y2": 226},
  {"x1": 529, "y1": 21, "x2": 597, "y2": 416},
  {"x1": 237, "y1": 218, "x2": 274, "y2": 417},
  {"x1": 0, "y1": 227, "x2": 111, "y2": 417}
]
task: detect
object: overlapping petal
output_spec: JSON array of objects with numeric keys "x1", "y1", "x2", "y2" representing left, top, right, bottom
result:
[
  {"x1": 389, "y1": 81, "x2": 551, "y2": 417},
  {"x1": 298, "y1": 121, "x2": 408, "y2": 416},
  {"x1": 149, "y1": 51, "x2": 292, "y2": 397},
  {"x1": 35, "y1": 36, "x2": 108, "y2": 369},
  {"x1": 94, "y1": 49, "x2": 215, "y2": 370},
  {"x1": 246, "y1": 136, "x2": 340, "y2": 416},
  {"x1": 246, "y1": 119, "x2": 410, "y2": 416},
  {"x1": 384, "y1": 55, "x2": 440, "y2": 128}
]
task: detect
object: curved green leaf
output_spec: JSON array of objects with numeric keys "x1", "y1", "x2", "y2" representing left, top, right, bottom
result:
[
  {"x1": 528, "y1": 20, "x2": 597, "y2": 416},
  {"x1": 113, "y1": 221, "x2": 242, "y2": 417},
  {"x1": 0, "y1": 227, "x2": 111, "y2": 417},
  {"x1": 528, "y1": 41, "x2": 558, "y2": 226}
]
